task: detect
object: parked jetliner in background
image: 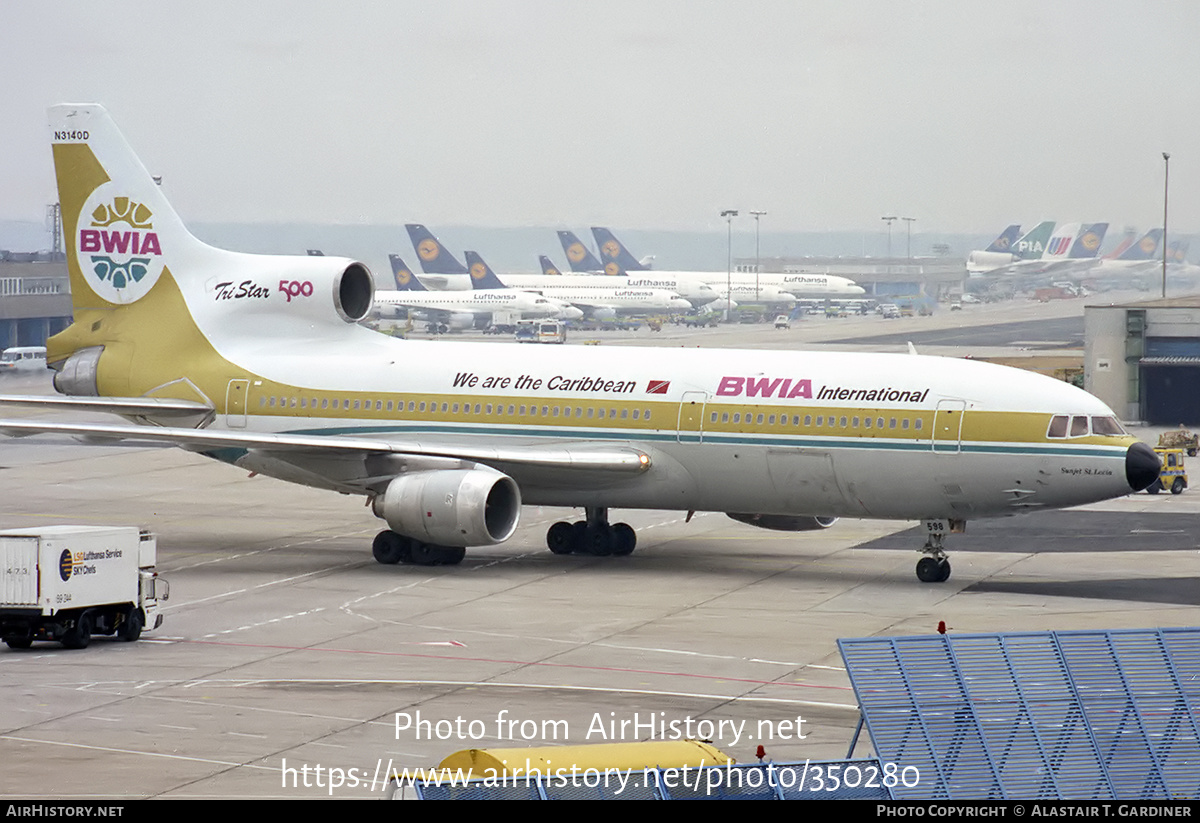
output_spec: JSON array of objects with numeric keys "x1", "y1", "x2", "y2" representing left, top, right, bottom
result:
[
  {"x1": 373, "y1": 254, "x2": 581, "y2": 328},
  {"x1": 556, "y1": 230, "x2": 606, "y2": 272},
  {"x1": 0, "y1": 105, "x2": 1160, "y2": 584},
  {"x1": 589, "y1": 227, "x2": 867, "y2": 300},
  {"x1": 405, "y1": 224, "x2": 715, "y2": 308},
  {"x1": 463, "y1": 251, "x2": 693, "y2": 318},
  {"x1": 992, "y1": 223, "x2": 1110, "y2": 279},
  {"x1": 967, "y1": 221, "x2": 1056, "y2": 276}
]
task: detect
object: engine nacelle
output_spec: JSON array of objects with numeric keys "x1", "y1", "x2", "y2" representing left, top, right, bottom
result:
[
  {"x1": 52, "y1": 346, "x2": 104, "y2": 396},
  {"x1": 203, "y1": 256, "x2": 375, "y2": 325},
  {"x1": 372, "y1": 469, "x2": 521, "y2": 546},
  {"x1": 726, "y1": 513, "x2": 838, "y2": 531}
]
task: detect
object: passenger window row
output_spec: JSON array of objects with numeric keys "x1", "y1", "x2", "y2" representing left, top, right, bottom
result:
[{"x1": 257, "y1": 395, "x2": 654, "y2": 422}]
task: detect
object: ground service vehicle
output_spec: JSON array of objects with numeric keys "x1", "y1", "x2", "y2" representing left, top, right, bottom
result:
[
  {"x1": 1158, "y1": 427, "x2": 1198, "y2": 457},
  {"x1": 0, "y1": 346, "x2": 48, "y2": 375},
  {"x1": 1145, "y1": 448, "x2": 1188, "y2": 495},
  {"x1": 0, "y1": 526, "x2": 168, "y2": 649}
]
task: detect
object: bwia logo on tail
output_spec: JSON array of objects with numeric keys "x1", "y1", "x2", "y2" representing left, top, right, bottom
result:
[{"x1": 79, "y1": 194, "x2": 164, "y2": 300}]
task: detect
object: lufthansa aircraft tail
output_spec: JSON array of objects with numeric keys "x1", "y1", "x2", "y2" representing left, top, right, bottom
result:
[
  {"x1": 404, "y1": 224, "x2": 469, "y2": 275},
  {"x1": 1067, "y1": 223, "x2": 1108, "y2": 259},
  {"x1": 984, "y1": 225, "x2": 1022, "y2": 253},
  {"x1": 538, "y1": 255, "x2": 564, "y2": 276},
  {"x1": 1119, "y1": 229, "x2": 1164, "y2": 261},
  {"x1": 591, "y1": 227, "x2": 649, "y2": 274},
  {"x1": 388, "y1": 255, "x2": 426, "y2": 291},
  {"x1": 556, "y1": 231, "x2": 604, "y2": 272},
  {"x1": 462, "y1": 251, "x2": 510, "y2": 290}
]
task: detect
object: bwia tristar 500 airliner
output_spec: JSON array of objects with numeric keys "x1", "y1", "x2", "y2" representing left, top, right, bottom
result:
[{"x1": 0, "y1": 105, "x2": 1159, "y2": 583}]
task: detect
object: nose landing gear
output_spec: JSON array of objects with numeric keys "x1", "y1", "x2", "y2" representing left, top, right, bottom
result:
[{"x1": 915, "y1": 519, "x2": 962, "y2": 583}]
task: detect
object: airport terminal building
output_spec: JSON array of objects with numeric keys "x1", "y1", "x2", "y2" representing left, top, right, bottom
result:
[
  {"x1": 0, "y1": 255, "x2": 72, "y2": 349},
  {"x1": 1085, "y1": 295, "x2": 1200, "y2": 424}
]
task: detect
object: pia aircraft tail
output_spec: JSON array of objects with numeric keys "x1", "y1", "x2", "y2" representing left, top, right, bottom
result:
[
  {"x1": 404, "y1": 224, "x2": 469, "y2": 275},
  {"x1": 556, "y1": 230, "x2": 604, "y2": 272},
  {"x1": 462, "y1": 251, "x2": 510, "y2": 289}
]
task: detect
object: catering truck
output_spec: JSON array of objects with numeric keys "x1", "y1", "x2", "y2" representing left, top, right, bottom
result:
[{"x1": 0, "y1": 526, "x2": 168, "y2": 649}]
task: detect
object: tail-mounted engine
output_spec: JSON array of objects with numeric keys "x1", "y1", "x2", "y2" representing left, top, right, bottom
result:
[
  {"x1": 204, "y1": 256, "x2": 374, "y2": 326},
  {"x1": 372, "y1": 469, "x2": 521, "y2": 547}
]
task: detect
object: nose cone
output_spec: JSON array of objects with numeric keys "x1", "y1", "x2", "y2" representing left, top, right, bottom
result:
[
  {"x1": 1125, "y1": 442, "x2": 1161, "y2": 491},
  {"x1": 850, "y1": 285, "x2": 866, "y2": 295},
  {"x1": 562, "y1": 306, "x2": 584, "y2": 320},
  {"x1": 671, "y1": 297, "x2": 692, "y2": 310}
]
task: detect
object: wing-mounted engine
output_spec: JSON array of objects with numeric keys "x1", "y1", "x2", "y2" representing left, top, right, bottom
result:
[
  {"x1": 726, "y1": 513, "x2": 838, "y2": 531},
  {"x1": 372, "y1": 469, "x2": 521, "y2": 546}
]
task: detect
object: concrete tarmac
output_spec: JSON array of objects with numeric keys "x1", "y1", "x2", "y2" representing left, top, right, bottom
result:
[{"x1": 0, "y1": 303, "x2": 1195, "y2": 799}]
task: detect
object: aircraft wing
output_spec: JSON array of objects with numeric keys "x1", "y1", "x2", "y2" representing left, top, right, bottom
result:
[
  {"x1": 0, "y1": 394, "x2": 214, "y2": 419},
  {"x1": 0, "y1": 418, "x2": 651, "y2": 475}
]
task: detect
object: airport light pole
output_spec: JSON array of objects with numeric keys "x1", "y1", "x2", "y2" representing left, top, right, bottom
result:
[
  {"x1": 882, "y1": 215, "x2": 897, "y2": 275},
  {"x1": 750, "y1": 210, "x2": 767, "y2": 301},
  {"x1": 1162, "y1": 152, "x2": 1170, "y2": 299},
  {"x1": 902, "y1": 216, "x2": 916, "y2": 259},
  {"x1": 722, "y1": 209, "x2": 739, "y2": 320}
]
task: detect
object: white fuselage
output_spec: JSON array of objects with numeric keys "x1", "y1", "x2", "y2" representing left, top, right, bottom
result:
[{"x1": 373, "y1": 288, "x2": 580, "y2": 320}]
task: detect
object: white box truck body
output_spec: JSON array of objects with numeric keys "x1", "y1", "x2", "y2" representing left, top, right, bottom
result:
[{"x1": 0, "y1": 526, "x2": 168, "y2": 649}]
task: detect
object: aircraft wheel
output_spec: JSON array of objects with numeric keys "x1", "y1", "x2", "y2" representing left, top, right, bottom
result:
[
  {"x1": 547, "y1": 522, "x2": 576, "y2": 555},
  {"x1": 408, "y1": 541, "x2": 438, "y2": 565},
  {"x1": 916, "y1": 557, "x2": 949, "y2": 584},
  {"x1": 407, "y1": 542, "x2": 464, "y2": 566},
  {"x1": 611, "y1": 523, "x2": 637, "y2": 556},
  {"x1": 437, "y1": 546, "x2": 466, "y2": 565},
  {"x1": 1171, "y1": 478, "x2": 1185, "y2": 495},
  {"x1": 586, "y1": 524, "x2": 613, "y2": 556},
  {"x1": 62, "y1": 611, "x2": 92, "y2": 649},
  {"x1": 372, "y1": 530, "x2": 410, "y2": 565},
  {"x1": 119, "y1": 608, "x2": 144, "y2": 642}
]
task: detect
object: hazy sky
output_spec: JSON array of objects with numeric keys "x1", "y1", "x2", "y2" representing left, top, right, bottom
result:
[{"x1": 4, "y1": 1, "x2": 1200, "y2": 236}]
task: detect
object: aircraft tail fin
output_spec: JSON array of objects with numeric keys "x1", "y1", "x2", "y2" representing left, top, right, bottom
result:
[
  {"x1": 591, "y1": 227, "x2": 649, "y2": 273},
  {"x1": 539, "y1": 255, "x2": 564, "y2": 276},
  {"x1": 44, "y1": 104, "x2": 376, "y2": 398},
  {"x1": 388, "y1": 255, "x2": 425, "y2": 290},
  {"x1": 556, "y1": 230, "x2": 604, "y2": 271},
  {"x1": 404, "y1": 224, "x2": 468, "y2": 274},
  {"x1": 1012, "y1": 221, "x2": 1056, "y2": 260},
  {"x1": 49, "y1": 104, "x2": 216, "y2": 312},
  {"x1": 984, "y1": 225, "x2": 1022, "y2": 253},
  {"x1": 1119, "y1": 229, "x2": 1163, "y2": 261},
  {"x1": 1068, "y1": 223, "x2": 1108, "y2": 258},
  {"x1": 462, "y1": 251, "x2": 509, "y2": 289}
]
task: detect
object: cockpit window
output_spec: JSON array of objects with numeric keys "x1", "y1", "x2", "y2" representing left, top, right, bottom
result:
[
  {"x1": 1091, "y1": 416, "x2": 1126, "y2": 436},
  {"x1": 1070, "y1": 416, "x2": 1090, "y2": 437},
  {"x1": 1047, "y1": 415, "x2": 1068, "y2": 438}
]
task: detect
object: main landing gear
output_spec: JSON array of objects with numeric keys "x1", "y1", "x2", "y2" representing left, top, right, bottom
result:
[
  {"x1": 915, "y1": 519, "x2": 959, "y2": 583},
  {"x1": 546, "y1": 507, "x2": 637, "y2": 557},
  {"x1": 372, "y1": 530, "x2": 466, "y2": 566}
]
